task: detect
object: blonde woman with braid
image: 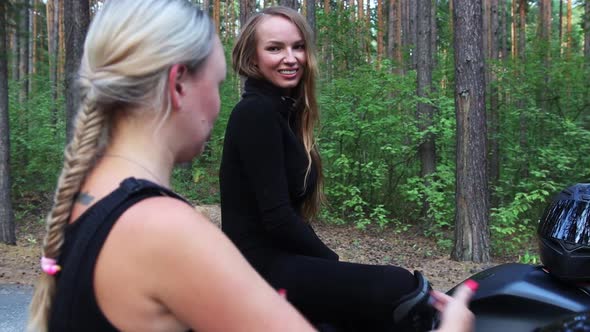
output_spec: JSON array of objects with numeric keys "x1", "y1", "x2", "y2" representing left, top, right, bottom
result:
[{"x1": 26, "y1": 1, "x2": 317, "y2": 331}]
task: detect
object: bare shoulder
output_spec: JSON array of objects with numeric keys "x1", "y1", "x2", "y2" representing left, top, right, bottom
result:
[
  {"x1": 105, "y1": 195, "x2": 228, "y2": 272},
  {"x1": 118, "y1": 196, "x2": 216, "y2": 235}
]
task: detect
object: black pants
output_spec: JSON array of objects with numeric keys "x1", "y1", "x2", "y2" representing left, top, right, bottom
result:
[{"x1": 245, "y1": 249, "x2": 418, "y2": 331}]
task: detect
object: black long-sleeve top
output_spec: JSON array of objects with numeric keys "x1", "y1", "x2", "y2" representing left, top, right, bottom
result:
[{"x1": 220, "y1": 78, "x2": 338, "y2": 260}]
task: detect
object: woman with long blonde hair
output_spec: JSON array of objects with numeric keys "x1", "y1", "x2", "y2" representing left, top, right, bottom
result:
[
  {"x1": 220, "y1": 6, "x2": 475, "y2": 331},
  {"x1": 26, "y1": 1, "x2": 316, "y2": 331}
]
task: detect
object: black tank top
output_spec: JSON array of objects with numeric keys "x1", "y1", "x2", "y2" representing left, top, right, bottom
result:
[{"x1": 48, "y1": 178, "x2": 189, "y2": 332}]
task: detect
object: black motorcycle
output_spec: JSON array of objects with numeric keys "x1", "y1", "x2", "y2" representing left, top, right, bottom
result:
[
  {"x1": 447, "y1": 183, "x2": 590, "y2": 332},
  {"x1": 450, "y1": 263, "x2": 590, "y2": 332}
]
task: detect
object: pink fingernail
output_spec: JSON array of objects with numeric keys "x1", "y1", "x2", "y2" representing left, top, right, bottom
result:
[
  {"x1": 464, "y1": 279, "x2": 479, "y2": 292},
  {"x1": 278, "y1": 288, "x2": 287, "y2": 298}
]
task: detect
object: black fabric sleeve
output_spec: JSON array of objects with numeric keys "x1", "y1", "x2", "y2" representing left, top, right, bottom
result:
[{"x1": 231, "y1": 99, "x2": 338, "y2": 260}]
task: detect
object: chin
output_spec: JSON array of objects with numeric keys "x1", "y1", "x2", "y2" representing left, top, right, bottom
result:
[{"x1": 276, "y1": 80, "x2": 301, "y2": 89}]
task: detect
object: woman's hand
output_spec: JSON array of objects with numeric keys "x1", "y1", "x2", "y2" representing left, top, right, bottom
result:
[{"x1": 431, "y1": 280, "x2": 477, "y2": 332}]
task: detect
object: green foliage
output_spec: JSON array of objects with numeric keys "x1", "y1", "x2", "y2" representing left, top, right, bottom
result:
[
  {"x1": 7, "y1": 3, "x2": 590, "y2": 260},
  {"x1": 9, "y1": 75, "x2": 66, "y2": 195},
  {"x1": 519, "y1": 251, "x2": 540, "y2": 265}
]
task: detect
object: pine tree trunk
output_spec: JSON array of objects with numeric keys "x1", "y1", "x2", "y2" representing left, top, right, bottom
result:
[
  {"x1": 47, "y1": 0, "x2": 59, "y2": 126},
  {"x1": 499, "y1": 0, "x2": 506, "y2": 60},
  {"x1": 452, "y1": 0, "x2": 490, "y2": 263},
  {"x1": 19, "y1": 0, "x2": 30, "y2": 106},
  {"x1": 365, "y1": 0, "x2": 371, "y2": 63},
  {"x1": 32, "y1": 0, "x2": 37, "y2": 77},
  {"x1": 511, "y1": 0, "x2": 517, "y2": 59},
  {"x1": 387, "y1": 0, "x2": 395, "y2": 59},
  {"x1": 306, "y1": 0, "x2": 316, "y2": 40},
  {"x1": 64, "y1": 0, "x2": 89, "y2": 143},
  {"x1": 518, "y1": 0, "x2": 525, "y2": 59},
  {"x1": 449, "y1": 0, "x2": 453, "y2": 39},
  {"x1": 566, "y1": 0, "x2": 572, "y2": 59},
  {"x1": 430, "y1": 0, "x2": 436, "y2": 65},
  {"x1": 279, "y1": 0, "x2": 298, "y2": 10},
  {"x1": 239, "y1": 0, "x2": 255, "y2": 27},
  {"x1": 408, "y1": 0, "x2": 417, "y2": 69},
  {"x1": 58, "y1": 0, "x2": 64, "y2": 85},
  {"x1": 0, "y1": 0, "x2": 16, "y2": 245},
  {"x1": 518, "y1": 0, "x2": 528, "y2": 179},
  {"x1": 483, "y1": 0, "x2": 489, "y2": 59},
  {"x1": 559, "y1": 0, "x2": 563, "y2": 54},
  {"x1": 27, "y1": 0, "x2": 33, "y2": 94},
  {"x1": 585, "y1": 0, "x2": 590, "y2": 61},
  {"x1": 12, "y1": 0, "x2": 21, "y2": 82},
  {"x1": 377, "y1": 0, "x2": 384, "y2": 65},
  {"x1": 489, "y1": 0, "x2": 500, "y2": 191},
  {"x1": 213, "y1": 0, "x2": 220, "y2": 33},
  {"x1": 394, "y1": 0, "x2": 402, "y2": 69},
  {"x1": 416, "y1": 0, "x2": 435, "y2": 222}
]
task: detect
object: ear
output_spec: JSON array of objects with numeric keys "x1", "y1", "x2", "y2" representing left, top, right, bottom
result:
[{"x1": 168, "y1": 64, "x2": 188, "y2": 111}]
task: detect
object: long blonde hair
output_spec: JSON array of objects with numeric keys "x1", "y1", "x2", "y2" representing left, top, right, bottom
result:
[
  {"x1": 232, "y1": 6, "x2": 325, "y2": 220},
  {"x1": 27, "y1": 1, "x2": 214, "y2": 331}
]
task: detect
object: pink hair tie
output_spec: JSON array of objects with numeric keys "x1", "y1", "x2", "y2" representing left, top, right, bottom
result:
[{"x1": 41, "y1": 256, "x2": 61, "y2": 276}]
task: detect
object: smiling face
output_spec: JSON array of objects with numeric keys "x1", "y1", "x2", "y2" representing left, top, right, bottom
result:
[{"x1": 254, "y1": 15, "x2": 306, "y2": 90}]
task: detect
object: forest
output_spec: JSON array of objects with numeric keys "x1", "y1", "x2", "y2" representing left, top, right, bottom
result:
[{"x1": 0, "y1": 0, "x2": 589, "y2": 263}]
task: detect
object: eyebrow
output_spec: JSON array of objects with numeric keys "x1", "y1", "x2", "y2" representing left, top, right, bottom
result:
[{"x1": 263, "y1": 39, "x2": 304, "y2": 45}]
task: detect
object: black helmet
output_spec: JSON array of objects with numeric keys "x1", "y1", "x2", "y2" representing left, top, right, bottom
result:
[{"x1": 538, "y1": 183, "x2": 590, "y2": 282}]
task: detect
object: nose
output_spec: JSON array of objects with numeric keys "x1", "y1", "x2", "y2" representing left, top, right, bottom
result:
[{"x1": 283, "y1": 49, "x2": 296, "y2": 64}]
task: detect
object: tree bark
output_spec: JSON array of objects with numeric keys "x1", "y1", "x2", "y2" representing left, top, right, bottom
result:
[
  {"x1": 518, "y1": 0, "x2": 528, "y2": 179},
  {"x1": 416, "y1": 0, "x2": 435, "y2": 221},
  {"x1": 377, "y1": 0, "x2": 384, "y2": 65},
  {"x1": 19, "y1": 0, "x2": 30, "y2": 105},
  {"x1": 387, "y1": 0, "x2": 394, "y2": 58},
  {"x1": 32, "y1": 0, "x2": 38, "y2": 77},
  {"x1": 449, "y1": 0, "x2": 453, "y2": 39},
  {"x1": 511, "y1": 0, "x2": 517, "y2": 59},
  {"x1": 0, "y1": 0, "x2": 16, "y2": 245},
  {"x1": 27, "y1": 0, "x2": 33, "y2": 93},
  {"x1": 306, "y1": 0, "x2": 316, "y2": 40},
  {"x1": 12, "y1": 0, "x2": 20, "y2": 82},
  {"x1": 559, "y1": 0, "x2": 563, "y2": 53},
  {"x1": 499, "y1": 0, "x2": 506, "y2": 60},
  {"x1": 483, "y1": 0, "x2": 489, "y2": 59},
  {"x1": 214, "y1": 0, "x2": 220, "y2": 33},
  {"x1": 47, "y1": 0, "x2": 59, "y2": 126},
  {"x1": 240, "y1": 0, "x2": 256, "y2": 27},
  {"x1": 64, "y1": 0, "x2": 89, "y2": 143},
  {"x1": 566, "y1": 0, "x2": 572, "y2": 59},
  {"x1": 452, "y1": 0, "x2": 490, "y2": 263},
  {"x1": 489, "y1": 0, "x2": 500, "y2": 189},
  {"x1": 279, "y1": 0, "x2": 298, "y2": 10},
  {"x1": 585, "y1": 0, "x2": 590, "y2": 61},
  {"x1": 430, "y1": 0, "x2": 436, "y2": 65},
  {"x1": 408, "y1": 0, "x2": 417, "y2": 68},
  {"x1": 58, "y1": 0, "x2": 64, "y2": 84},
  {"x1": 518, "y1": 0, "x2": 525, "y2": 61},
  {"x1": 538, "y1": 0, "x2": 551, "y2": 47}
]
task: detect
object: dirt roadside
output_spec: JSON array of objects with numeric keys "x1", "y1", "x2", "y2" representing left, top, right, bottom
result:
[{"x1": 0, "y1": 205, "x2": 505, "y2": 292}]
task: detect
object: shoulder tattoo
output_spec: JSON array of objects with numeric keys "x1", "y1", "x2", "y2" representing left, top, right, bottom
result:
[{"x1": 77, "y1": 192, "x2": 95, "y2": 205}]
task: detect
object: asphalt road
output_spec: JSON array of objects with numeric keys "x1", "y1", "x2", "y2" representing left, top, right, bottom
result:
[{"x1": 0, "y1": 284, "x2": 32, "y2": 332}]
